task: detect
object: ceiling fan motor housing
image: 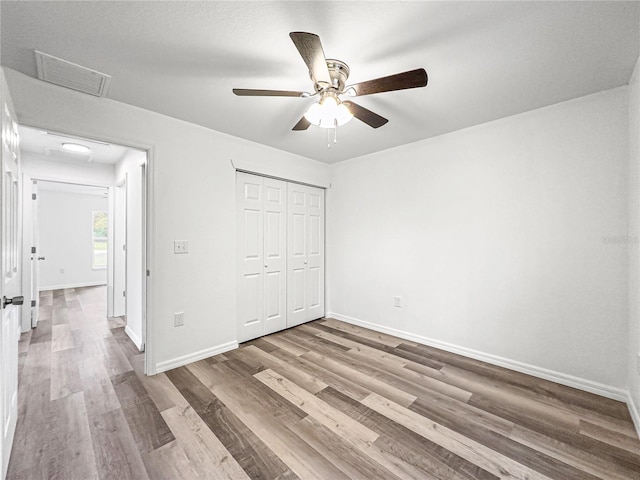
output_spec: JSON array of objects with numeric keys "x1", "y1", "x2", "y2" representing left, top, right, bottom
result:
[{"x1": 314, "y1": 59, "x2": 350, "y2": 93}]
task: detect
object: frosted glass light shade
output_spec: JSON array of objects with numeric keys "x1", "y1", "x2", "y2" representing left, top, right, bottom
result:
[{"x1": 304, "y1": 96, "x2": 353, "y2": 128}]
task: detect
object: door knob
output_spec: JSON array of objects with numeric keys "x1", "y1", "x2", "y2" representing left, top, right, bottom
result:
[
  {"x1": 264, "y1": 264, "x2": 268, "y2": 268},
  {"x1": 2, "y1": 295, "x2": 24, "y2": 309},
  {"x1": 304, "y1": 260, "x2": 307, "y2": 264},
  {"x1": 38, "y1": 256, "x2": 45, "y2": 260}
]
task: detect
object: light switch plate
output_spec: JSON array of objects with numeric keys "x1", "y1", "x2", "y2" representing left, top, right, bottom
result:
[
  {"x1": 174, "y1": 312, "x2": 184, "y2": 327},
  {"x1": 174, "y1": 240, "x2": 189, "y2": 254}
]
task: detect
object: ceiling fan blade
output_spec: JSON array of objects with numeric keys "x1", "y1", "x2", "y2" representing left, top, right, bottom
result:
[
  {"x1": 289, "y1": 32, "x2": 332, "y2": 86},
  {"x1": 233, "y1": 88, "x2": 306, "y2": 97},
  {"x1": 292, "y1": 116, "x2": 311, "y2": 131},
  {"x1": 343, "y1": 101, "x2": 388, "y2": 128},
  {"x1": 348, "y1": 68, "x2": 428, "y2": 97}
]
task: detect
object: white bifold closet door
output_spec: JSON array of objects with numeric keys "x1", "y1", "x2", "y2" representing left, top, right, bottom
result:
[
  {"x1": 287, "y1": 182, "x2": 325, "y2": 328},
  {"x1": 237, "y1": 172, "x2": 324, "y2": 343}
]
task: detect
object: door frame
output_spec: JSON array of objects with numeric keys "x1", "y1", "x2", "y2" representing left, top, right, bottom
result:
[
  {"x1": 20, "y1": 178, "x2": 112, "y2": 331},
  {"x1": 18, "y1": 123, "x2": 155, "y2": 375},
  {"x1": 113, "y1": 177, "x2": 127, "y2": 319}
]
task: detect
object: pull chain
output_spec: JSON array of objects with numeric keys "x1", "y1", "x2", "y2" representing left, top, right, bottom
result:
[{"x1": 326, "y1": 120, "x2": 339, "y2": 149}]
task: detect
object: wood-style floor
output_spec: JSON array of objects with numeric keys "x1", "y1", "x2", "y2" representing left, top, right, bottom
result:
[{"x1": 8, "y1": 286, "x2": 640, "y2": 479}]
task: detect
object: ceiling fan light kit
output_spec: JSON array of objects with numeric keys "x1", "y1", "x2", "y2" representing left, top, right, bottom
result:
[
  {"x1": 233, "y1": 32, "x2": 428, "y2": 145},
  {"x1": 304, "y1": 93, "x2": 353, "y2": 128}
]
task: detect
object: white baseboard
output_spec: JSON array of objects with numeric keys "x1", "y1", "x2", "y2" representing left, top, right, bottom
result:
[
  {"x1": 155, "y1": 341, "x2": 238, "y2": 374},
  {"x1": 326, "y1": 312, "x2": 628, "y2": 402},
  {"x1": 124, "y1": 325, "x2": 143, "y2": 352},
  {"x1": 40, "y1": 281, "x2": 107, "y2": 291},
  {"x1": 627, "y1": 392, "x2": 640, "y2": 440}
]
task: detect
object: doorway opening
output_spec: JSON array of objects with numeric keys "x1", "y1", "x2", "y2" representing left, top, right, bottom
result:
[{"x1": 18, "y1": 125, "x2": 150, "y2": 371}]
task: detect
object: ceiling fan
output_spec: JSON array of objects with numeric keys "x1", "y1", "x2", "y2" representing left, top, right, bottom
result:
[{"x1": 233, "y1": 32, "x2": 428, "y2": 132}]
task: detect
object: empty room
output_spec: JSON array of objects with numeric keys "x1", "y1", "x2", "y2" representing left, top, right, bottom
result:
[{"x1": 1, "y1": 1, "x2": 640, "y2": 479}]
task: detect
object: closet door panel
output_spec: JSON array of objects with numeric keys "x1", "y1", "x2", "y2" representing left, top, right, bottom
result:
[
  {"x1": 287, "y1": 183, "x2": 324, "y2": 326},
  {"x1": 237, "y1": 173, "x2": 264, "y2": 342},
  {"x1": 263, "y1": 178, "x2": 287, "y2": 334},
  {"x1": 306, "y1": 187, "x2": 325, "y2": 321}
]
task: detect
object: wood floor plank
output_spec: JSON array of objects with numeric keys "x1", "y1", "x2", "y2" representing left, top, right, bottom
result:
[
  {"x1": 263, "y1": 347, "x2": 372, "y2": 401},
  {"x1": 161, "y1": 405, "x2": 251, "y2": 480},
  {"x1": 578, "y1": 420, "x2": 640, "y2": 455},
  {"x1": 188, "y1": 359, "x2": 307, "y2": 425},
  {"x1": 50, "y1": 347, "x2": 83, "y2": 400},
  {"x1": 238, "y1": 345, "x2": 329, "y2": 394},
  {"x1": 317, "y1": 386, "x2": 500, "y2": 480},
  {"x1": 409, "y1": 396, "x2": 602, "y2": 480},
  {"x1": 165, "y1": 366, "x2": 299, "y2": 480},
  {"x1": 120, "y1": 398, "x2": 175, "y2": 454},
  {"x1": 212, "y1": 379, "x2": 351, "y2": 480},
  {"x1": 300, "y1": 350, "x2": 418, "y2": 407},
  {"x1": 510, "y1": 423, "x2": 640, "y2": 480},
  {"x1": 79, "y1": 353, "x2": 122, "y2": 417},
  {"x1": 51, "y1": 323, "x2": 75, "y2": 352},
  {"x1": 319, "y1": 318, "x2": 411, "y2": 347},
  {"x1": 287, "y1": 415, "x2": 405, "y2": 480},
  {"x1": 469, "y1": 393, "x2": 640, "y2": 471},
  {"x1": 362, "y1": 392, "x2": 554, "y2": 480},
  {"x1": 254, "y1": 369, "x2": 444, "y2": 480},
  {"x1": 260, "y1": 334, "x2": 309, "y2": 356},
  {"x1": 88, "y1": 407, "x2": 150, "y2": 480}
]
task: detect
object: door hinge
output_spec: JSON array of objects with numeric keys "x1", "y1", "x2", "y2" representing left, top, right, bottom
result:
[
  {"x1": 147, "y1": 270, "x2": 150, "y2": 276},
  {"x1": 32, "y1": 193, "x2": 36, "y2": 200},
  {"x1": 122, "y1": 291, "x2": 126, "y2": 297},
  {"x1": 123, "y1": 244, "x2": 126, "y2": 251},
  {"x1": 31, "y1": 246, "x2": 36, "y2": 254},
  {"x1": 31, "y1": 300, "x2": 36, "y2": 307}
]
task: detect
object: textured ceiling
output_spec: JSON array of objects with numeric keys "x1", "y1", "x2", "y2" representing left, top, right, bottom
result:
[
  {"x1": 19, "y1": 125, "x2": 132, "y2": 165},
  {"x1": 1, "y1": 1, "x2": 639, "y2": 163}
]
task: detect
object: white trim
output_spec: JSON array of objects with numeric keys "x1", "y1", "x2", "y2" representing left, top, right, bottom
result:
[
  {"x1": 154, "y1": 341, "x2": 238, "y2": 374},
  {"x1": 327, "y1": 312, "x2": 628, "y2": 402},
  {"x1": 125, "y1": 325, "x2": 143, "y2": 351},
  {"x1": 40, "y1": 281, "x2": 107, "y2": 291},
  {"x1": 627, "y1": 392, "x2": 640, "y2": 441}
]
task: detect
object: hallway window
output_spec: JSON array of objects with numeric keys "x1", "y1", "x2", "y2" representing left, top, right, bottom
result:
[{"x1": 92, "y1": 211, "x2": 107, "y2": 269}]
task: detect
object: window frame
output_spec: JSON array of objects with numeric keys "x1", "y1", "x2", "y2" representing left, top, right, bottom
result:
[{"x1": 92, "y1": 210, "x2": 108, "y2": 270}]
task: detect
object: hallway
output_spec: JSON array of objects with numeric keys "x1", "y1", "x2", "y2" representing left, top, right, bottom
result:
[{"x1": 8, "y1": 286, "x2": 160, "y2": 479}]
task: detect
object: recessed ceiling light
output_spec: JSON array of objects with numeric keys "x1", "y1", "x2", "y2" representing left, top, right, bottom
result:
[{"x1": 62, "y1": 143, "x2": 91, "y2": 153}]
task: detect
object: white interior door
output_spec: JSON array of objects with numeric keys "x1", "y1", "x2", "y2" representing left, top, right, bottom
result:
[
  {"x1": 237, "y1": 172, "x2": 265, "y2": 342},
  {"x1": 30, "y1": 181, "x2": 39, "y2": 328},
  {"x1": 113, "y1": 180, "x2": 127, "y2": 318},
  {"x1": 262, "y1": 177, "x2": 287, "y2": 335},
  {"x1": 1, "y1": 71, "x2": 21, "y2": 480},
  {"x1": 236, "y1": 173, "x2": 287, "y2": 342},
  {"x1": 287, "y1": 183, "x2": 324, "y2": 327}
]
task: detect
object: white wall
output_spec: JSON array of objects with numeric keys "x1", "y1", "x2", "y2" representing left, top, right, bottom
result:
[
  {"x1": 115, "y1": 149, "x2": 146, "y2": 350},
  {"x1": 21, "y1": 152, "x2": 115, "y2": 186},
  {"x1": 2, "y1": 68, "x2": 330, "y2": 373},
  {"x1": 628, "y1": 53, "x2": 640, "y2": 429},
  {"x1": 328, "y1": 86, "x2": 630, "y2": 396},
  {"x1": 38, "y1": 190, "x2": 108, "y2": 290}
]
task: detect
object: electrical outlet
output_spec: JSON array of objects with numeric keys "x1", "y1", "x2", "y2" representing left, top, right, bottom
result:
[
  {"x1": 394, "y1": 296, "x2": 402, "y2": 308},
  {"x1": 174, "y1": 312, "x2": 184, "y2": 327},
  {"x1": 174, "y1": 240, "x2": 189, "y2": 254}
]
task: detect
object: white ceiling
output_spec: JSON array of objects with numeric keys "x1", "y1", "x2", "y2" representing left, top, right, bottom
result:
[
  {"x1": 19, "y1": 125, "x2": 131, "y2": 165},
  {"x1": 1, "y1": 1, "x2": 638, "y2": 164}
]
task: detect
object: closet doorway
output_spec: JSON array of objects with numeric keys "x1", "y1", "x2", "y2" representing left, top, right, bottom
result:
[{"x1": 236, "y1": 172, "x2": 325, "y2": 342}]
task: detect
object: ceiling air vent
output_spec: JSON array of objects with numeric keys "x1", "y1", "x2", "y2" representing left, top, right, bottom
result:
[{"x1": 35, "y1": 50, "x2": 111, "y2": 97}]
